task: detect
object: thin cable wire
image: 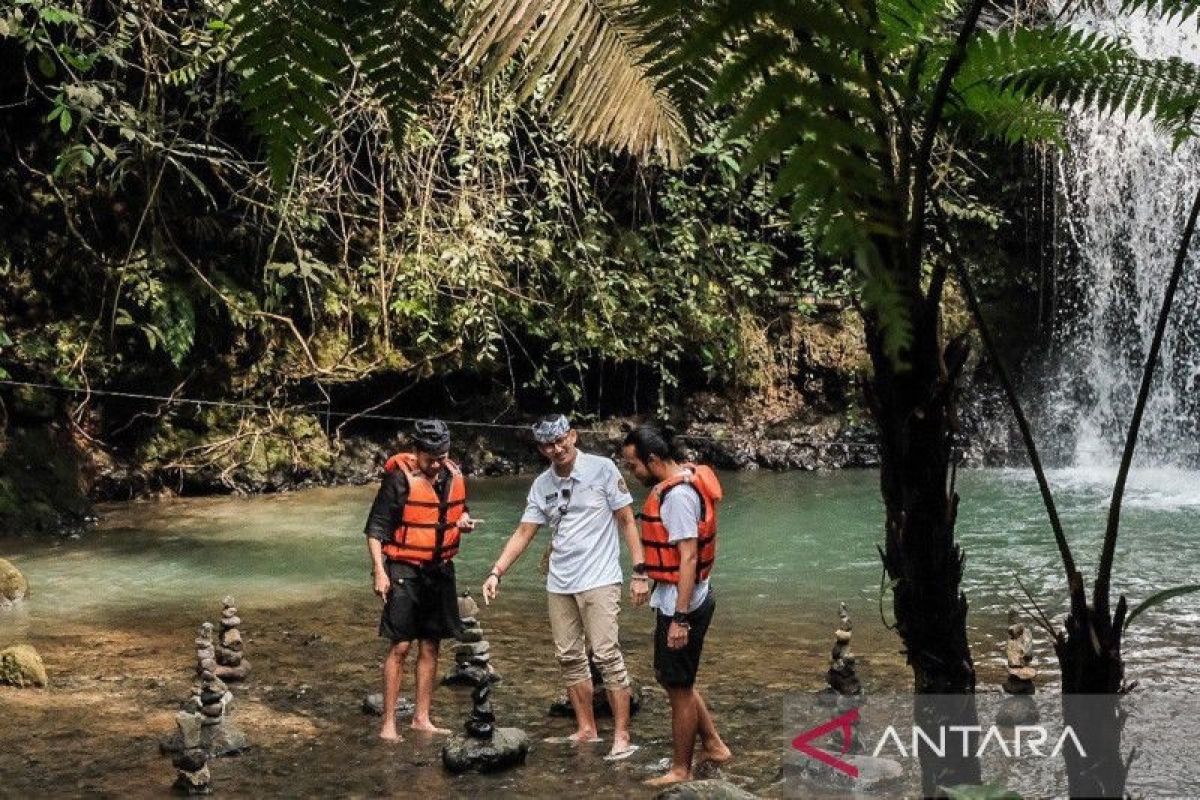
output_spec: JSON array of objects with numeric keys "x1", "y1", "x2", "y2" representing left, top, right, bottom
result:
[{"x1": 0, "y1": 377, "x2": 1108, "y2": 456}]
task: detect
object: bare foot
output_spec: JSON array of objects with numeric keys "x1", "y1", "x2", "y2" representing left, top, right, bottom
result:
[
  {"x1": 379, "y1": 727, "x2": 403, "y2": 742},
  {"x1": 644, "y1": 769, "x2": 691, "y2": 787},
  {"x1": 568, "y1": 730, "x2": 601, "y2": 744},
  {"x1": 410, "y1": 720, "x2": 451, "y2": 735},
  {"x1": 696, "y1": 741, "x2": 733, "y2": 765}
]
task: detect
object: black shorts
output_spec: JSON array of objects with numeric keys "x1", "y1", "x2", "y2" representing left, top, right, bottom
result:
[
  {"x1": 379, "y1": 560, "x2": 463, "y2": 643},
  {"x1": 654, "y1": 593, "x2": 716, "y2": 688}
]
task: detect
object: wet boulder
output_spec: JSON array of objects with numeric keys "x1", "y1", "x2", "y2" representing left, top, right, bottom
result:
[
  {"x1": 361, "y1": 693, "x2": 415, "y2": 720},
  {"x1": 0, "y1": 644, "x2": 48, "y2": 687},
  {"x1": 441, "y1": 727, "x2": 529, "y2": 774},
  {"x1": 0, "y1": 558, "x2": 28, "y2": 609}
]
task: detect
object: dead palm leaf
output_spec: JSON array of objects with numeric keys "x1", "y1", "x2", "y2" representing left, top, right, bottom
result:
[{"x1": 460, "y1": 0, "x2": 691, "y2": 166}]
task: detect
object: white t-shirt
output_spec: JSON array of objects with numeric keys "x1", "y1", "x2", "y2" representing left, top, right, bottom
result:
[
  {"x1": 520, "y1": 451, "x2": 634, "y2": 594},
  {"x1": 649, "y1": 477, "x2": 711, "y2": 616}
]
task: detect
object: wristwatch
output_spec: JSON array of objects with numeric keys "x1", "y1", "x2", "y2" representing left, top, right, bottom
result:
[
  {"x1": 672, "y1": 611, "x2": 691, "y2": 625},
  {"x1": 632, "y1": 563, "x2": 647, "y2": 578}
]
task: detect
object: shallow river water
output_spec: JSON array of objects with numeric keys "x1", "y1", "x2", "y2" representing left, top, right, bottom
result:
[{"x1": 1, "y1": 468, "x2": 1198, "y2": 796}]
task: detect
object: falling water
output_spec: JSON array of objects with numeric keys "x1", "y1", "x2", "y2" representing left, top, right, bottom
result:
[{"x1": 1049, "y1": 3, "x2": 1200, "y2": 471}]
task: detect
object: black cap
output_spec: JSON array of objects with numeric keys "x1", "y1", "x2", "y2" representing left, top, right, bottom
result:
[{"x1": 412, "y1": 419, "x2": 451, "y2": 454}]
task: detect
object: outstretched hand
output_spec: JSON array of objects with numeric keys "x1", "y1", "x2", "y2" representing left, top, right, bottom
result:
[
  {"x1": 458, "y1": 514, "x2": 483, "y2": 532},
  {"x1": 482, "y1": 574, "x2": 500, "y2": 606}
]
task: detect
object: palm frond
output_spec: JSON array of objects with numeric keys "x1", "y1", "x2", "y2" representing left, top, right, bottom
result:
[{"x1": 460, "y1": 0, "x2": 692, "y2": 166}]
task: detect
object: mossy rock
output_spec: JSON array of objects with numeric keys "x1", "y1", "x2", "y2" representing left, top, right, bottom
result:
[
  {"x1": 0, "y1": 558, "x2": 28, "y2": 607},
  {"x1": 0, "y1": 644, "x2": 48, "y2": 687}
]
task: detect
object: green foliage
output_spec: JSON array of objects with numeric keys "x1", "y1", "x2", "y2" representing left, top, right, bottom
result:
[{"x1": 1123, "y1": 584, "x2": 1200, "y2": 631}]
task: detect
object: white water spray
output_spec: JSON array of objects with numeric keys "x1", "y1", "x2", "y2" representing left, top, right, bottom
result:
[{"x1": 1050, "y1": 4, "x2": 1200, "y2": 470}]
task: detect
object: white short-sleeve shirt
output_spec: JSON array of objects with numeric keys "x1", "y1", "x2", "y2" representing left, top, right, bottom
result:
[
  {"x1": 649, "y1": 478, "x2": 711, "y2": 615},
  {"x1": 520, "y1": 451, "x2": 633, "y2": 594}
]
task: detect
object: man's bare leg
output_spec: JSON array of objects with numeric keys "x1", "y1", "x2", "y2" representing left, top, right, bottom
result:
[
  {"x1": 645, "y1": 685, "x2": 698, "y2": 786},
  {"x1": 693, "y1": 690, "x2": 732, "y2": 764},
  {"x1": 410, "y1": 639, "x2": 450, "y2": 734},
  {"x1": 380, "y1": 640, "x2": 411, "y2": 741},
  {"x1": 566, "y1": 679, "x2": 601, "y2": 742},
  {"x1": 606, "y1": 686, "x2": 632, "y2": 755}
]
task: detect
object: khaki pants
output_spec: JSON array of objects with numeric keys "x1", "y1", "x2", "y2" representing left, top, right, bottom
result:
[{"x1": 547, "y1": 583, "x2": 630, "y2": 689}]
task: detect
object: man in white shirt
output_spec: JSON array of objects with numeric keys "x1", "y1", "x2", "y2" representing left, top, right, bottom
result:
[{"x1": 482, "y1": 414, "x2": 649, "y2": 759}]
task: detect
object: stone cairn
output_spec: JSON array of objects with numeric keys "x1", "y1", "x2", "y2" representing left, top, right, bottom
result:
[
  {"x1": 214, "y1": 596, "x2": 250, "y2": 682},
  {"x1": 161, "y1": 619, "x2": 248, "y2": 759},
  {"x1": 441, "y1": 682, "x2": 530, "y2": 774},
  {"x1": 997, "y1": 608, "x2": 1039, "y2": 726},
  {"x1": 443, "y1": 593, "x2": 500, "y2": 687},
  {"x1": 170, "y1": 711, "x2": 211, "y2": 795},
  {"x1": 817, "y1": 603, "x2": 864, "y2": 752}
]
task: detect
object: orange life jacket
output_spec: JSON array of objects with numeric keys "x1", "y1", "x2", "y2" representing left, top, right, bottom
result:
[
  {"x1": 639, "y1": 464, "x2": 722, "y2": 584},
  {"x1": 380, "y1": 452, "x2": 467, "y2": 565}
]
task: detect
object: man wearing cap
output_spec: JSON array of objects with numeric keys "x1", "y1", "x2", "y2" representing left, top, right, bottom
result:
[
  {"x1": 482, "y1": 414, "x2": 649, "y2": 760},
  {"x1": 364, "y1": 419, "x2": 478, "y2": 741}
]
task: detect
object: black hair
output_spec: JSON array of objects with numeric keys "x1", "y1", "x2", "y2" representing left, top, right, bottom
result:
[{"x1": 622, "y1": 424, "x2": 680, "y2": 464}]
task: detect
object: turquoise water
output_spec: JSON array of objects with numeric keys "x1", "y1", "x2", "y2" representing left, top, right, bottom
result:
[
  {"x1": 2, "y1": 467, "x2": 1198, "y2": 797},
  {"x1": 3, "y1": 467, "x2": 1198, "y2": 686}
]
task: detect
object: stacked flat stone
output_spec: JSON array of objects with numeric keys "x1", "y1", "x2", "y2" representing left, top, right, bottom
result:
[
  {"x1": 161, "y1": 620, "x2": 248, "y2": 758},
  {"x1": 998, "y1": 608, "x2": 1039, "y2": 726},
  {"x1": 214, "y1": 596, "x2": 250, "y2": 682},
  {"x1": 827, "y1": 603, "x2": 863, "y2": 697},
  {"x1": 170, "y1": 712, "x2": 211, "y2": 795},
  {"x1": 441, "y1": 682, "x2": 530, "y2": 774},
  {"x1": 443, "y1": 593, "x2": 500, "y2": 687}
]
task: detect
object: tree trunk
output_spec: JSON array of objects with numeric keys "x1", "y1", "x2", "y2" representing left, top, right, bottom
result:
[
  {"x1": 1055, "y1": 576, "x2": 1129, "y2": 797},
  {"x1": 863, "y1": 298, "x2": 982, "y2": 796}
]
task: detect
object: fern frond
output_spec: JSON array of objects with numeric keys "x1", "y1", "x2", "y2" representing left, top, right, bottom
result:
[
  {"x1": 694, "y1": 0, "x2": 910, "y2": 356},
  {"x1": 878, "y1": 0, "x2": 962, "y2": 54},
  {"x1": 1118, "y1": 0, "x2": 1200, "y2": 28},
  {"x1": 229, "y1": 0, "x2": 346, "y2": 183},
  {"x1": 948, "y1": 84, "x2": 1067, "y2": 144},
  {"x1": 958, "y1": 27, "x2": 1200, "y2": 138},
  {"x1": 349, "y1": 0, "x2": 454, "y2": 144},
  {"x1": 461, "y1": 0, "x2": 692, "y2": 166}
]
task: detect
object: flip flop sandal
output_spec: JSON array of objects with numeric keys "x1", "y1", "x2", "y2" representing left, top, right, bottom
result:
[{"x1": 603, "y1": 744, "x2": 642, "y2": 761}]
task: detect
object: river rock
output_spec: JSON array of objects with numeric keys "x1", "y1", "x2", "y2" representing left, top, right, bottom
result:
[
  {"x1": 458, "y1": 627, "x2": 484, "y2": 643},
  {"x1": 0, "y1": 558, "x2": 28, "y2": 608},
  {"x1": 160, "y1": 719, "x2": 248, "y2": 757},
  {"x1": 362, "y1": 693, "x2": 416, "y2": 720},
  {"x1": 548, "y1": 684, "x2": 644, "y2": 719},
  {"x1": 442, "y1": 663, "x2": 499, "y2": 687},
  {"x1": 172, "y1": 762, "x2": 211, "y2": 795},
  {"x1": 441, "y1": 727, "x2": 529, "y2": 774},
  {"x1": 997, "y1": 693, "x2": 1040, "y2": 727},
  {"x1": 0, "y1": 644, "x2": 47, "y2": 687},
  {"x1": 653, "y1": 779, "x2": 758, "y2": 800},
  {"x1": 780, "y1": 747, "x2": 904, "y2": 792},
  {"x1": 454, "y1": 641, "x2": 490, "y2": 658}
]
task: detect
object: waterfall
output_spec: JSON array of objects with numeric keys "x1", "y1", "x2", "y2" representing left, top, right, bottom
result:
[{"x1": 1048, "y1": 3, "x2": 1200, "y2": 470}]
